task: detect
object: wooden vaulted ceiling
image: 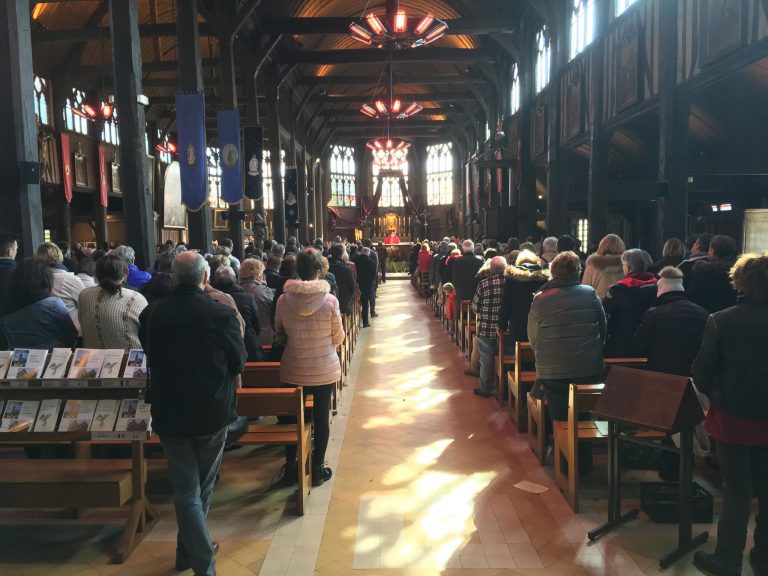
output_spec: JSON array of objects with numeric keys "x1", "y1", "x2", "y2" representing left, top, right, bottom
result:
[{"x1": 30, "y1": 0, "x2": 536, "y2": 148}]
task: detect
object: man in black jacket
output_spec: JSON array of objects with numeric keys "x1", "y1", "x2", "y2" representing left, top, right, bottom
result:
[
  {"x1": 139, "y1": 251, "x2": 246, "y2": 576},
  {"x1": 0, "y1": 232, "x2": 17, "y2": 315},
  {"x1": 447, "y1": 240, "x2": 484, "y2": 302},
  {"x1": 354, "y1": 247, "x2": 377, "y2": 327},
  {"x1": 362, "y1": 239, "x2": 379, "y2": 316},
  {"x1": 329, "y1": 243, "x2": 356, "y2": 316}
]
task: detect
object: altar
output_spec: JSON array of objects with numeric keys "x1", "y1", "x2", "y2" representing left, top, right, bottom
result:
[{"x1": 378, "y1": 242, "x2": 416, "y2": 273}]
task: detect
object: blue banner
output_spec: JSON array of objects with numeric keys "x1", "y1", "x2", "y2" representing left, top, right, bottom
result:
[
  {"x1": 217, "y1": 109, "x2": 242, "y2": 204},
  {"x1": 243, "y1": 125, "x2": 263, "y2": 201},
  {"x1": 284, "y1": 166, "x2": 299, "y2": 228},
  {"x1": 175, "y1": 93, "x2": 207, "y2": 210}
]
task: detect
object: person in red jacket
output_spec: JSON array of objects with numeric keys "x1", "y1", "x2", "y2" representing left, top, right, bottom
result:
[{"x1": 417, "y1": 243, "x2": 432, "y2": 274}]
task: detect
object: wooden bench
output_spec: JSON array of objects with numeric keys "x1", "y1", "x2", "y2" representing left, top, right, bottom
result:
[
  {"x1": 553, "y1": 383, "x2": 607, "y2": 513},
  {"x1": 526, "y1": 357, "x2": 648, "y2": 465},
  {"x1": 418, "y1": 271, "x2": 430, "y2": 297},
  {"x1": 457, "y1": 300, "x2": 471, "y2": 347},
  {"x1": 494, "y1": 329, "x2": 515, "y2": 406},
  {"x1": 464, "y1": 306, "x2": 476, "y2": 360},
  {"x1": 236, "y1": 388, "x2": 312, "y2": 515},
  {"x1": 507, "y1": 342, "x2": 536, "y2": 429}
]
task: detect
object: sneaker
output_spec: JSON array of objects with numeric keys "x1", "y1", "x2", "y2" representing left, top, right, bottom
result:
[
  {"x1": 473, "y1": 387, "x2": 492, "y2": 398},
  {"x1": 312, "y1": 466, "x2": 333, "y2": 487},
  {"x1": 693, "y1": 551, "x2": 741, "y2": 576},
  {"x1": 176, "y1": 542, "x2": 219, "y2": 571}
]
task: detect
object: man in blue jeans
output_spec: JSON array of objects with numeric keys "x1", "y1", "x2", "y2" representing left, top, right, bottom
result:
[
  {"x1": 140, "y1": 252, "x2": 247, "y2": 576},
  {"x1": 472, "y1": 257, "x2": 508, "y2": 397}
]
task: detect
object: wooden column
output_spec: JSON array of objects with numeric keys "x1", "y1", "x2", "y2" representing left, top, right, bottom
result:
[
  {"x1": 317, "y1": 164, "x2": 326, "y2": 239},
  {"x1": 265, "y1": 63, "x2": 285, "y2": 243},
  {"x1": 109, "y1": 0, "x2": 155, "y2": 268},
  {"x1": 546, "y1": 24, "x2": 567, "y2": 236},
  {"x1": 657, "y1": 0, "x2": 688, "y2": 250},
  {"x1": 518, "y1": 30, "x2": 538, "y2": 241},
  {"x1": 308, "y1": 157, "x2": 317, "y2": 239},
  {"x1": 0, "y1": 0, "x2": 43, "y2": 256},
  {"x1": 217, "y1": 4, "x2": 245, "y2": 259},
  {"x1": 176, "y1": 0, "x2": 212, "y2": 253},
  {"x1": 299, "y1": 143, "x2": 309, "y2": 245},
  {"x1": 587, "y1": 2, "x2": 609, "y2": 249}
]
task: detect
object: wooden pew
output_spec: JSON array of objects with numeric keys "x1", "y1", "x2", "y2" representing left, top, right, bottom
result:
[
  {"x1": 553, "y1": 383, "x2": 607, "y2": 513},
  {"x1": 494, "y1": 329, "x2": 515, "y2": 406},
  {"x1": 236, "y1": 388, "x2": 311, "y2": 515},
  {"x1": 507, "y1": 342, "x2": 536, "y2": 429},
  {"x1": 463, "y1": 306, "x2": 476, "y2": 360},
  {"x1": 458, "y1": 300, "x2": 471, "y2": 347},
  {"x1": 526, "y1": 357, "x2": 648, "y2": 465}
]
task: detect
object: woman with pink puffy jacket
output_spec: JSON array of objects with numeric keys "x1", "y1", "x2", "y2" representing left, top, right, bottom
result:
[{"x1": 275, "y1": 247, "x2": 345, "y2": 487}]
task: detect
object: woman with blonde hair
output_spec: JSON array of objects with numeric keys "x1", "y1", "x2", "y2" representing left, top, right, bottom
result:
[
  {"x1": 238, "y1": 258, "x2": 274, "y2": 347},
  {"x1": 582, "y1": 234, "x2": 626, "y2": 298}
]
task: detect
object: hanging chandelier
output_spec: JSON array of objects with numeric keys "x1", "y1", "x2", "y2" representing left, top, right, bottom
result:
[
  {"x1": 349, "y1": 6, "x2": 449, "y2": 49},
  {"x1": 360, "y1": 63, "x2": 423, "y2": 120}
]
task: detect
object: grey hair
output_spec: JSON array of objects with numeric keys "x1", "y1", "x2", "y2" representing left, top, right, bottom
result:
[
  {"x1": 621, "y1": 248, "x2": 649, "y2": 274},
  {"x1": 114, "y1": 245, "x2": 135, "y2": 266},
  {"x1": 490, "y1": 256, "x2": 507, "y2": 273},
  {"x1": 173, "y1": 251, "x2": 207, "y2": 286},
  {"x1": 438, "y1": 241, "x2": 449, "y2": 253},
  {"x1": 462, "y1": 239, "x2": 474, "y2": 252},
  {"x1": 215, "y1": 265, "x2": 237, "y2": 286}
]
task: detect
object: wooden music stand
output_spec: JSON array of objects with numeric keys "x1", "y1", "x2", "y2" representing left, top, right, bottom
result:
[{"x1": 586, "y1": 366, "x2": 708, "y2": 569}]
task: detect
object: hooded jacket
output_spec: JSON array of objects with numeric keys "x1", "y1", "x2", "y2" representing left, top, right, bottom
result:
[
  {"x1": 499, "y1": 263, "x2": 550, "y2": 342},
  {"x1": 528, "y1": 279, "x2": 606, "y2": 380},
  {"x1": 582, "y1": 253, "x2": 624, "y2": 299},
  {"x1": 275, "y1": 279, "x2": 345, "y2": 386},
  {"x1": 602, "y1": 272, "x2": 658, "y2": 357}
]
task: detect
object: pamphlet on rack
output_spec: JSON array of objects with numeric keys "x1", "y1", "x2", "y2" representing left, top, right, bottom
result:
[
  {"x1": 90, "y1": 399, "x2": 120, "y2": 431},
  {"x1": 99, "y1": 349, "x2": 124, "y2": 378},
  {"x1": 67, "y1": 349, "x2": 106, "y2": 379},
  {"x1": 122, "y1": 350, "x2": 147, "y2": 379},
  {"x1": 0, "y1": 351, "x2": 11, "y2": 379},
  {"x1": 7, "y1": 349, "x2": 48, "y2": 380},
  {"x1": 1, "y1": 400, "x2": 41, "y2": 432},
  {"x1": 34, "y1": 399, "x2": 63, "y2": 432},
  {"x1": 58, "y1": 399, "x2": 98, "y2": 431},
  {"x1": 42, "y1": 348, "x2": 73, "y2": 379},
  {"x1": 115, "y1": 399, "x2": 152, "y2": 432}
]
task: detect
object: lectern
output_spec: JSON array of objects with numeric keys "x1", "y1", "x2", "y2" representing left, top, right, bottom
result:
[{"x1": 587, "y1": 366, "x2": 708, "y2": 568}]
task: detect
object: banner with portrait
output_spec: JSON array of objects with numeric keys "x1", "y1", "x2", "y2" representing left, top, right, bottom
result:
[
  {"x1": 175, "y1": 92, "x2": 207, "y2": 210},
  {"x1": 284, "y1": 166, "x2": 299, "y2": 228},
  {"x1": 217, "y1": 109, "x2": 242, "y2": 204},
  {"x1": 60, "y1": 133, "x2": 73, "y2": 203},
  {"x1": 243, "y1": 125, "x2": 263, "y2": 201}
]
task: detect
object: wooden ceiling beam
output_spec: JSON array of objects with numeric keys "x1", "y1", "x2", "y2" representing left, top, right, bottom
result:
[
  {"x1": 32, "y1": 23, "x2": 215, "y2": 43},
  {"x1": 264, "y1": 17, "x2": 518, "y2": 36},
  {"x1": 310, "y1": 92, "x2": 476, "y2": 104},
  {"x1": 299, "y1": 73, "x2": 486, "y2": 86},
  {"x1": 318, "y1": 107, "x2": 462, "y2": 117},
  {"x1": 286, "y1": 48, "x2": 496, "y2": 65},
  {"x1": 329, "y1": 120, "x2": 453, "y2": 129},
  {"x1": 65, "y1": 57, "x2": 220, "y2": 77}
]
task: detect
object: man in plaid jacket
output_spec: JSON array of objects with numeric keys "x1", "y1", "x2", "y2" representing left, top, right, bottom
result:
[{"x1": 472, "y1": 257, "x2": 508, "y2": 397}]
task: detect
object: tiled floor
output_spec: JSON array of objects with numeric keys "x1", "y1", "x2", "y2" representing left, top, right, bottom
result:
[{"x1": 0, "y1": 280, "x2": 758, "y2": 575}]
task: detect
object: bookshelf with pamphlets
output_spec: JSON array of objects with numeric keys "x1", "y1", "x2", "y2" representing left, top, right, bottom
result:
[{"x1": 0, "y1": 348, "x2": 156, "y2": 562}]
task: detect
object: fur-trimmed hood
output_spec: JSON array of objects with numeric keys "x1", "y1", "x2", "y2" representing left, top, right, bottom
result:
[
  {"x1": 505, "y1": 263, "x2": 550, "y2": 283},
  {"x1": 692, "y1": 257, "x2": 735, "y2": 275},
  {"x1": 586, "y1": 252, "x2": 623, "y2": 271},
  {"x1": 282, "y1": 279, "x2": 331, "y2": 316}
]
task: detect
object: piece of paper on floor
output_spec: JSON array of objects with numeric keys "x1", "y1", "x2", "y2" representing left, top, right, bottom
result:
[{"x1": 513, "y1": 480, "x2": 549, "y2": 494}]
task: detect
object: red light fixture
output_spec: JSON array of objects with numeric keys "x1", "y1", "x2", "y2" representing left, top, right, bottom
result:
[
  {"x1": 360, "y1": 97, "x2": 423, "y2": 120},
  {"x1": 155, "y1": 141, "x2": 178, "y2": 155},
  {"x1": 101, "y1": 103, "x2": 113, "y2": 119},
  {"x1": 374, "y1": 99, "x2": 388, "y2": 115},
  {"x1": 349, "y1": 9, "x2": 448, "y2": 50},
  {"x1": 361, "y1": 104, "x2": 377, "y2": 118}
]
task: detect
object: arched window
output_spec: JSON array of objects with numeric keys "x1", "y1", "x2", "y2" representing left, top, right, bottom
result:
[
  {"x1": 330, "y1": 145, "x2": 356, "y2": 207},
  {"x1": 33, "y1": 76, "x2": 49, "y2": 126},
  {"x1": 570, "y1": 0, "x2": 596, "y2": 59},
  {"x1": 101, "y1": 103, "x2": 120, "y2": 146},
  {"x1": 510, "y1": 63, "x2": 521, "y2": 114},
  {"x1": 426, "y1": 142, "x2": 453, "y2": 205},
  {"x1": 615, "y1": 0, "x2": 638, "y2": 17},
  {"x1": 577, "y1": 218, "x2": 589, "y2": 252},
  {"x1": 262, "y1": 149, "x2": 286, "y2": 210},
  {"x1": 534, "y1": 27, "x2": 552, "y2": 94},
  {"x1": 372, "y1": 148, "x2": 408, "y2": 208},
  {"x1": 63, "y1": 88, "x2": 90, "y2": 135},
  {"x1": 207, "y1": 147, "x2": 224, "y2": 208}
]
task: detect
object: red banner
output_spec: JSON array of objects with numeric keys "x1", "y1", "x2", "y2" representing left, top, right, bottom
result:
[
  {"x1": 98, "y1": 144, "x2": 109, "y2": 207},
  {"x1": 61, "y1": 133, "x2": 73, "y2": 203}
]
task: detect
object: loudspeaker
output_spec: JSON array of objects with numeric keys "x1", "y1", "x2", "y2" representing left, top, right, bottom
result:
[{"x1": 484, "y1": 207, "x2": 517, "y2": 240}]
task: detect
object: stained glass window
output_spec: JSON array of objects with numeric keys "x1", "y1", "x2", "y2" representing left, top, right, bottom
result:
[
  {"x1": 615, "y1": 0, "x2": 638, "y2": 17},
  {"x1": 577, "y1": 218, "x2": 589, "y2": 251},
  {"x1": 535, "y1": 27, "x2": 552, "y2": 93},
  {"x1": 63, "y1": 88, "x2": 90, "y2": 135},
  {"x1": 426, "y1": 143, "x2": 453, "y2": 206},
  {"x1": 262, "y1": 149, "x2": 286, "y2": 210},
  {"x1": 510, "y1": 63, "x2": 521, "y2": 114},
  {"x1": 570, "y1": 0, "x2": 596, "y2": 60},
  {"x1": 207, "y1": 147, "x2": 224, "y2": 208},
  {"x1": 329, "y1": 145, "x2": 356, "y2": 207},
  {"x1": 372, "y1": 148, "x2": 408, "y2": 208},
  {"x1": 101, "y1": 103, "x2": 119, "y2": 145},
  {"x1": 33, "y1": 76, "x2": 49, "y2": 126}
]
